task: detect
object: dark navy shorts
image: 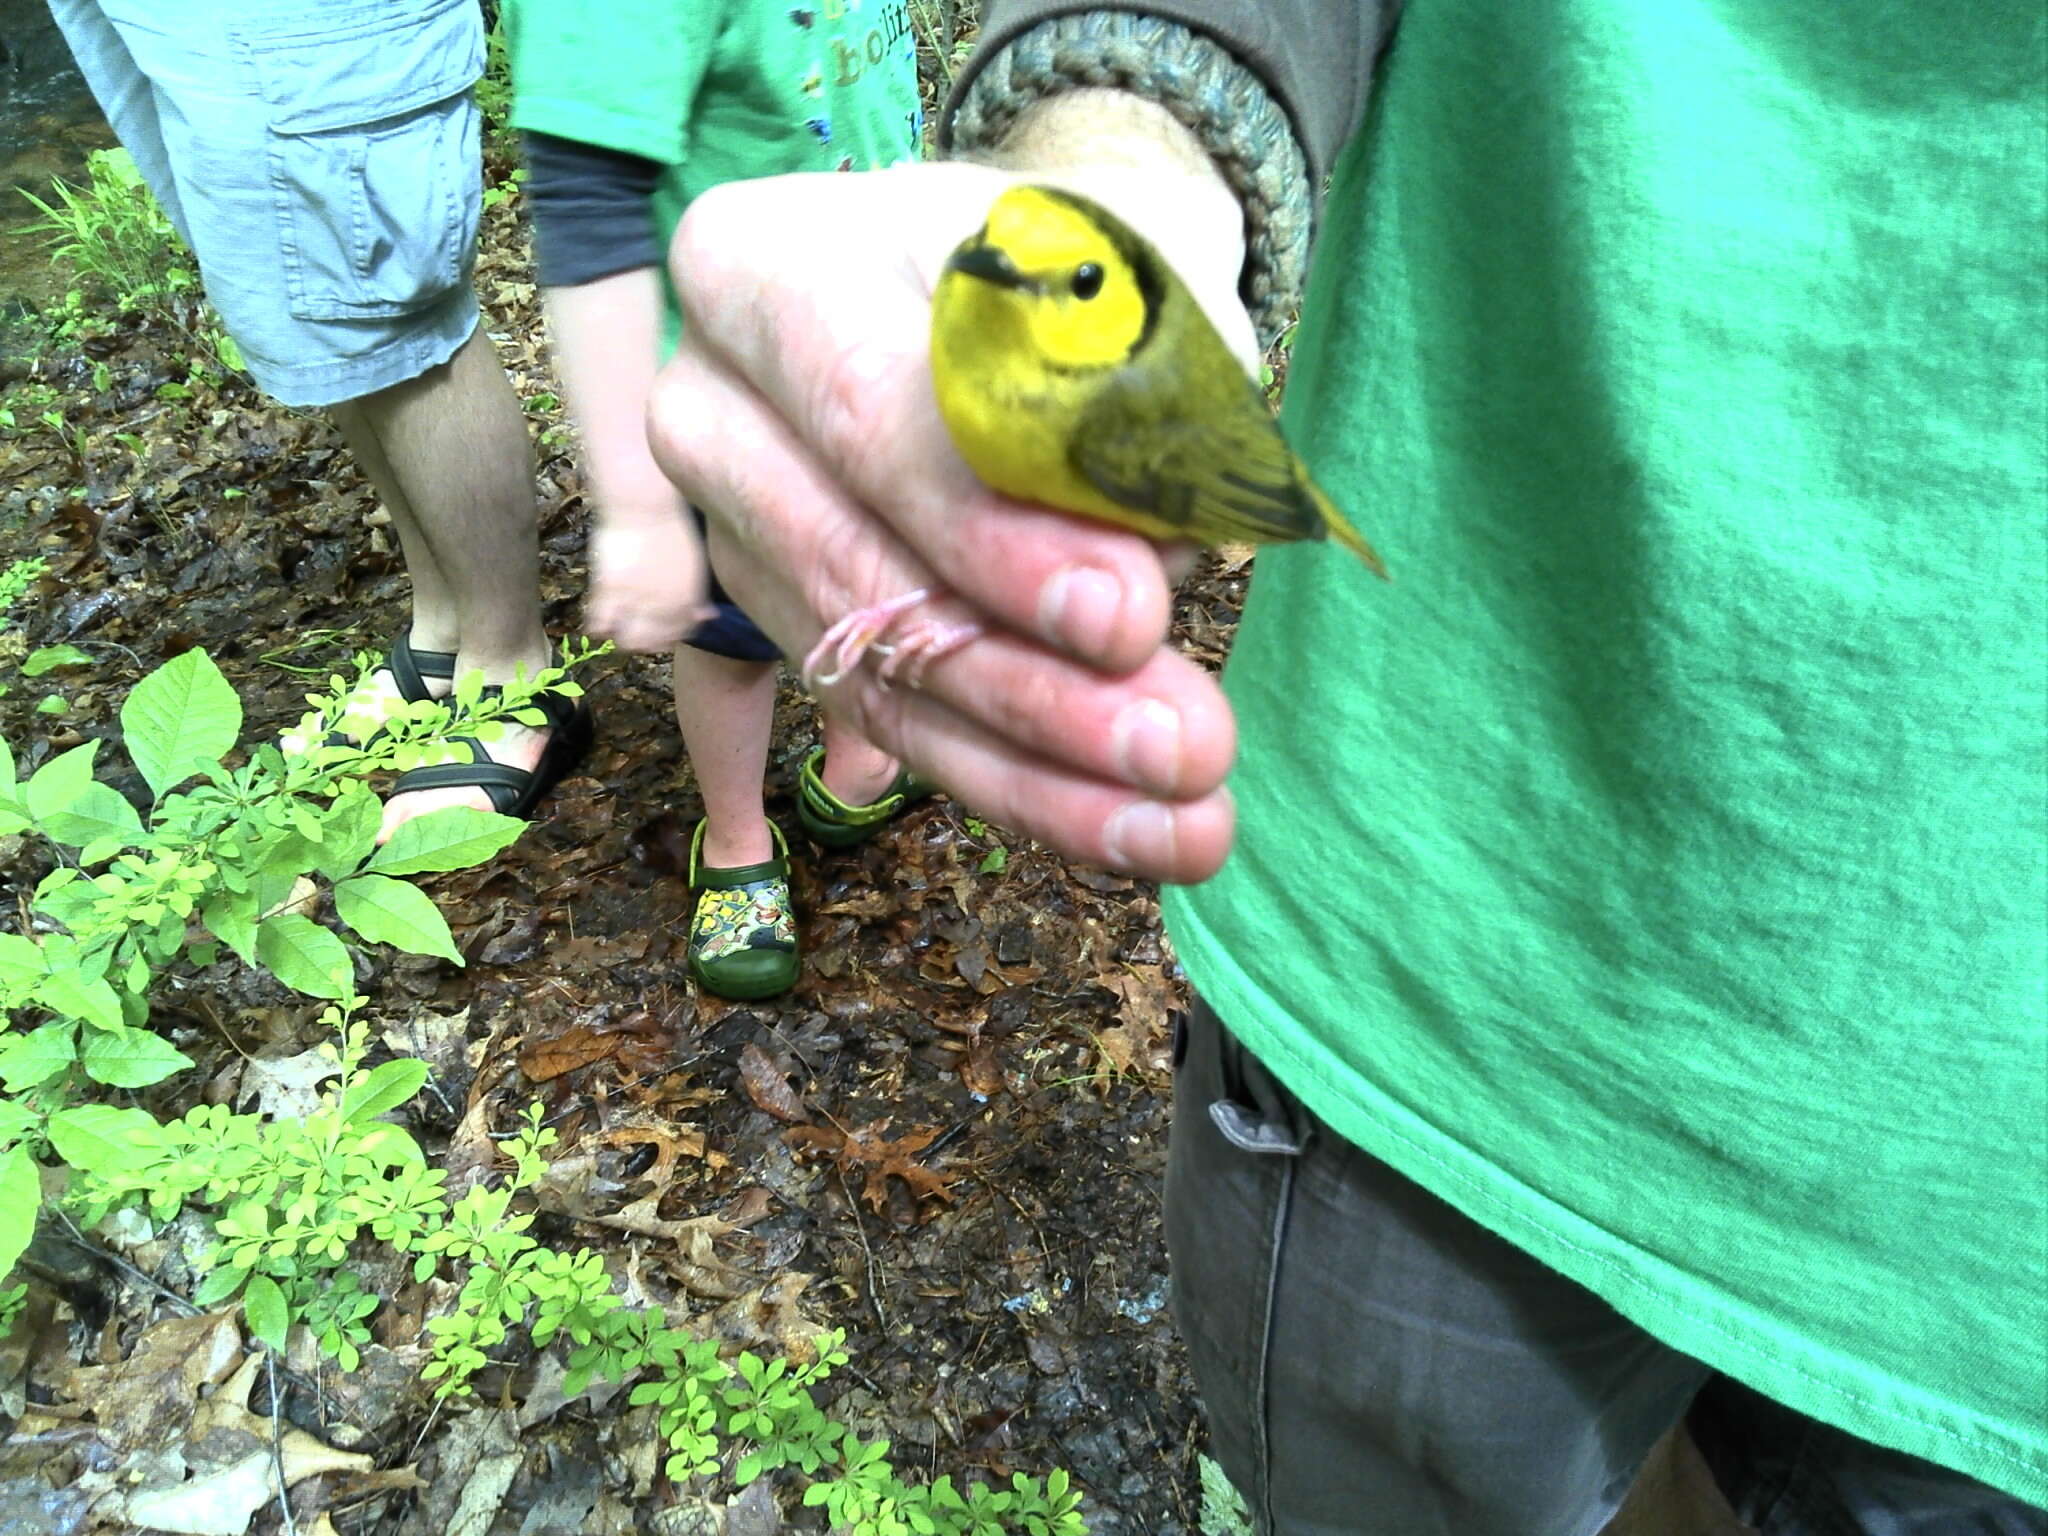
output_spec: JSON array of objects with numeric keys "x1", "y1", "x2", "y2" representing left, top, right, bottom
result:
[{"x1": 684, "y1": 505, "x2": 780, "y2": 663}]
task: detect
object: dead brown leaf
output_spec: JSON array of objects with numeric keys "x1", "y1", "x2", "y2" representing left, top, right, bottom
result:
[
  {"x1": 60, "y1": 1309, "x2": 243, "y2": 1451},
  {"x1": 737, "y1": 1044, "x2": 808, "y2": 1123},
  {"x1": 785, "y1": 1119, "x2": 958, "y2": 1215},
  {"x1": 518, "y1": 1022, "x2": 622, "y2": 1082}
]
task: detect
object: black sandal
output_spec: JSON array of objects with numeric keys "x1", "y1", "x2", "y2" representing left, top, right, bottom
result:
[
  {"x1": 387, "y1": 685, "x2": 595, "y2": 820},
  {"x1": 385, "y1": 630, "x2": 458, "y2": 704}
]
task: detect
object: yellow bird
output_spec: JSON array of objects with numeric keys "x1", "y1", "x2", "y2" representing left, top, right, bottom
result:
[
  {"x1": 803, "y1": 184, "x2": 1384, "y2": 690},
  {"x1": 933, "y1": 183, "x2": 1385, "y2": 571}
]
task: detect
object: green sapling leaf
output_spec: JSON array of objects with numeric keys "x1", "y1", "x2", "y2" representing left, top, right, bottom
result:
[
  {"x1": 201, "y1": 889, "x2": 259, "y2": 963},
  {"x1": 0, "y1": 1020, "x2": 78, "y2": 1089},
  {"x1": 254, "y1": 912, "x2": 353, "y2": 999},
  {"x1": 0, "y1": 1146, "x2": 39, "y2": 1283},
  {"x1": 46, "y1": 1103, "x2": 164, "y2": 1180},
  {"x1": 244, "y1": 1274, "x2": 289, "y2": 1352},
  {"x1": 22, "y1": 643, "x2": 91, "y2": 677},
  {"x1": 340, "y1": 1057, "x2": 430, "y2": 1126},
  {"x1": 368, "y1": 806, "x2": 524, "y2": 876},
  {"x1": 192, "y1": 1265, "x2": 248, "y2": 1307},
  {"x1": 311, "y1": 789, "x2": 382, "y2": 881},
  {"x1": 36, "y1": 782, "x2": 142, "y2": 854},
  {"x1": 23, "y1": 741, "x2": 101, "y2": 820},
  {"x1": 0, "y1": 934, "x2": 41, "y2": 996},
  {"x1": 332, "y1": 874, "x2": 462, "y2": 964},
  {"x1": 81, "y1": 1024, "x2": 192, "y2": 1088},
  {"x1": 121, "y1": 649, "x2": 241, "y2": 799},
  {"x1": 34, "y1": 970, "x2": 124, "y2": 1033}
]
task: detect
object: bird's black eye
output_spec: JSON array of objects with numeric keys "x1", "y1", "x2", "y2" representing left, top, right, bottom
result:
[{"x1": 1070, "y1": 263, "x2": 1105, "y2": 300}]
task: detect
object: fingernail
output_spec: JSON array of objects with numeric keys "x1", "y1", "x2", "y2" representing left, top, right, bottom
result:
[
  {"x1": 1103, "y1": 800, "x2": 1177, "y2": 873},
  {"x1": 1111, "y1": 699, "x2": 1182, "y2": 796},
  {"x1": 1038, "y1": 566, "x2": 1122, "y2": 657}
]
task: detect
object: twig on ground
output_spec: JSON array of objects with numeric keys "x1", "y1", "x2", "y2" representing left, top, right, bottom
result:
[
  {"x1": 267, "y1": 1349, "x2": 299, "y2": 1536},
  {"x1": 838, "y1": 1165, "x2": 889, "y2": 1336}
]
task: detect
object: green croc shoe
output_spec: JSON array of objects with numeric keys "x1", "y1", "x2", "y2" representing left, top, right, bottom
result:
[
  {"x1": 795, "y1": 746, "x2": 937, "y2": 849},
  {"x1": 687, "y1": 820, "x2": 800, "y2": 1000}
]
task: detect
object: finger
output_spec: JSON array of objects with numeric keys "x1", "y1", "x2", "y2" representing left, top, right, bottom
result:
[
  {"x1": 670, "y1": 171, "x2": 1176, "y2": 676},
  {"x1": 653, "y1": 342, "x2": 1236, "y2": 794},
  {"x1": 700, "y1": 512, "x2": 1235, "y2": 880},
  {"x1": 819, "y1": 592, "x2": 1236, "y2": 801}
]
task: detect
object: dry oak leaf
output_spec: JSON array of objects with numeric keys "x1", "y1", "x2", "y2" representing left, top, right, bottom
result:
[
  {"x1": 518, "y1": 1021, "x2": 623, "y2": 1082},
  {"x1": 60, "y1": 1308, "x2": 244, "y2": 1452},
  {"x1": 738, "y1": 1043, "x2": 809, "y2": 1123},
  {"x1": 117, "y1": 1353, "x2": 375, "y2": 1535},
  {"x1": 784, "y1": 1119, "x2": 958, "y2": 1214}
]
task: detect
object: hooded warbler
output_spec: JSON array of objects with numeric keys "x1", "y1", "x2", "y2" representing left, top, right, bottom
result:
[
  {"x1": 931, "y1": 184, "x2": 1386, "y2": 575},
  {"x1": 803, "y1": 184, "x2": 1385, "y2": 692}
]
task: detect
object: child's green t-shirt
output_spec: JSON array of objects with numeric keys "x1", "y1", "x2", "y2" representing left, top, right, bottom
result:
[{"x1": 505, "y1": 0, "x2": 921, "y2": 347}]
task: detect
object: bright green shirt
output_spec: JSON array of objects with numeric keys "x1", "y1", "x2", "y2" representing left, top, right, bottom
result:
[
  {"x1": 504, "y1": 0, "x2": 922, "y2": 348},
  {"x1": 1165, "y1": 0, "x2": 2048, "y2": 1502}
]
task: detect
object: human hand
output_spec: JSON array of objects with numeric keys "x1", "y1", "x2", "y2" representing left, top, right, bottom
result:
[
  {"x1": 584, "y1": 500, "x2": 715, "y2": 654},
  {"x1": 647, "y1": 132, "x2": 1252, "y2": 883}
]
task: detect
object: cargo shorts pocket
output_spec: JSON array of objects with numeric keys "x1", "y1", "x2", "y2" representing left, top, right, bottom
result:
[{"x1": 237, "y1": 0, "x2": 484, "y2": 322}]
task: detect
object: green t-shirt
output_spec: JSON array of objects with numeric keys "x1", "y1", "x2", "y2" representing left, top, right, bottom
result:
[
  {"x1": 504, "y1": 0, "x2": 922, "y2": 348},
  {"x1": 1165, "y1": 0, "x2": 2048, "y2": 1503}
]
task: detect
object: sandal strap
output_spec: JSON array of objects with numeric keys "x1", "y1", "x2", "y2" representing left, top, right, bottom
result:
[
  {"x1": 388, "y1": 629, "x2": 458, "y2": 704},
  {"x1": 798, "y1": 746, "x2": 919, "y2": 828},
  {"x1": 391, "y1": 739, "x2": 525, "y2": 815},
  {"x1": 689, "y1": 819, "x2": 790, "y2": 889}
]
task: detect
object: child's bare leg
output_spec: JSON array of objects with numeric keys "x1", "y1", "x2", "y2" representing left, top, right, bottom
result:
[
  {"x1": 818, "y1": 717, "x2": 902, "y2": 807},
  {"x1": 673, "y1": 647, "x2": 778, "y2": 864}
]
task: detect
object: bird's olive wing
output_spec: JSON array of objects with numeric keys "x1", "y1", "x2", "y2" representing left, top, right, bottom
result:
[{"x1": 1068, "y1": 376, "x2": 1329, "y2": 546}]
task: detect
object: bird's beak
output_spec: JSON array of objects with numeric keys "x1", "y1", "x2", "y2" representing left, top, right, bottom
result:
[{"x1": 946, "y1": 241, "x2": 1036, "y2": 293}]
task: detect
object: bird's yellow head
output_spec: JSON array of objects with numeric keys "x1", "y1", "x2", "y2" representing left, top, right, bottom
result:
[{"x1": 936, "y1": 186, "x2": 1160, "y2": 372}]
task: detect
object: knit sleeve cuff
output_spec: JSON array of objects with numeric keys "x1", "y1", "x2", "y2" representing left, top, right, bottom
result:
[{"x1": 940, "y1": 11, "x2": 1314, "y2": 344}]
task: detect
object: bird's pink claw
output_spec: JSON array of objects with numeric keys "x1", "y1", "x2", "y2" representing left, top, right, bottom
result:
[{"x1": 801, "y1": 588, "x2": 936, "y2": 689}]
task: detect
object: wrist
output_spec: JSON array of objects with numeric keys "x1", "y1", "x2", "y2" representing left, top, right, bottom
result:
[
  {"x1": 990, "y1": 90, "x2": 1245, "y2": 305},
  {"x1": 943, "y1": 11, "x2": 1312, "y2": 342},
  {"x1": 593, "y1": 481, "x2": 690, "y2": 532}
]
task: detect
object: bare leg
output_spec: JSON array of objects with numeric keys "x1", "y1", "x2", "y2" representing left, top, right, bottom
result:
[
  {"x1": 673, "y1": 646, "x2": 779, "y2": 868},
  {"x1": 817, "y1": 716, "x2": 902, "y2": 807},
  {"x1": 329, "y1": 324, "x2": 548, "y2": 675},
  {"x1": 325, "y1": 327, "x2": 556, "y2": 837},
  {"x1": 327, "y1": 387, "x2": 461, "y2": 656},
  {"x1": 1600, "y1": 1425, "x2": 1754, "y2": 1536}
]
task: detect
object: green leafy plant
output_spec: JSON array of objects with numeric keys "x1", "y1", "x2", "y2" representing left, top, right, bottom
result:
[
  {"x1": 18, "y1": 149, "x2": 242, "y2": 377},
  {"x1": 1197, "y1": 1454, "x2": 1251, "y2": 1536},
  {"x1": 0, "y1": 558, "x2": 45, "y2": 619},
  {"x1": 0, "y1": 637, "x2": 1088, "y2": 1532},
  {"x1": 18, "y1": 149, "x2": 198, "y2": 333},
  {"x1": 0, "y1": 643, "x2": 595, "y2": 1287},
  {"x1": 476, "y1": 14, "x2": 514, "y2": 134}
]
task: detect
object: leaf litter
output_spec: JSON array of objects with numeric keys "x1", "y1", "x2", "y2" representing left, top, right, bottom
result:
[{"x1": 0, "y1": 108, "x2": 1253, "y2": 1536}]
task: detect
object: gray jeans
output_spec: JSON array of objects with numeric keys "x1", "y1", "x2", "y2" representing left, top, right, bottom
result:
[{"x1": 1163, "y1": 1001, "x2": 2045, "y2": 1536}]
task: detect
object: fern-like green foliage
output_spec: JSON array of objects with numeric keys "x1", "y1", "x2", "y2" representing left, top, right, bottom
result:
[{"x1": 1198, "y1": 1455, "x2": 1252, "y2": 1536}]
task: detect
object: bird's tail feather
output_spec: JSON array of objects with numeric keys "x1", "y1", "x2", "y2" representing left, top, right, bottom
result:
[{"x1": 1310, "y1": 480, "x2": 1389, "y2": 579}]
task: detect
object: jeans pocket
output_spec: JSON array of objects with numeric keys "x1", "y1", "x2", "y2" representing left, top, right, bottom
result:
[{"x1": 236, "y1": 0, "x2": 483, "y2": 321}]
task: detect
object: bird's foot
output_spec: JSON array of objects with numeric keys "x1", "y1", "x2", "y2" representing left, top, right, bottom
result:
[
  {"x1": 873, "y1": 617, "x2": 983, "y2": 690},
  {"x1": 803, "y1": 589, "x2": 933, "y2": 689},
  {"x1": 802, "y1": 588, "x2": 982, "y2": 692}
]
